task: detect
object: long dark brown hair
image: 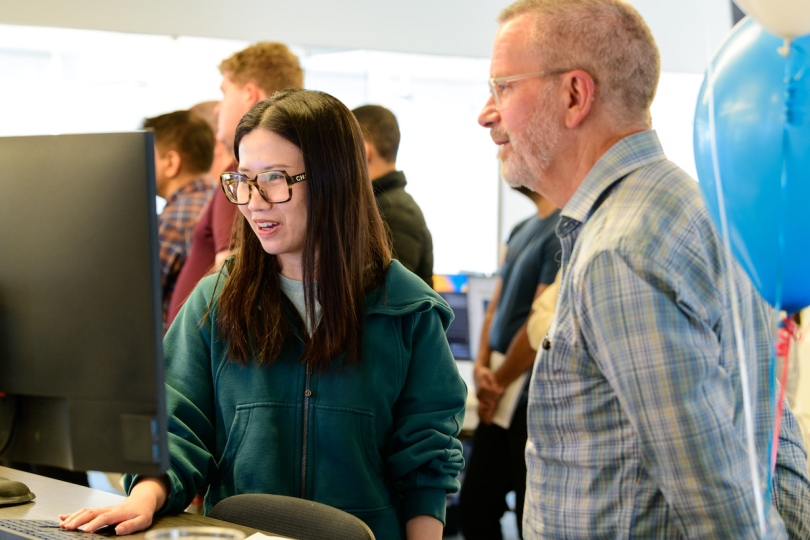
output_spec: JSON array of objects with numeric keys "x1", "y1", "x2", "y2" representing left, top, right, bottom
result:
[{"x1": 215, "y1": 88, "x2": 391, "y2": 370}]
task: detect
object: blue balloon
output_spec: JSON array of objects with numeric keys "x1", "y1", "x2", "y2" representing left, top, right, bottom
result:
[{"x1": 694, "y1": 17, "x2": 810, "y2": 313}]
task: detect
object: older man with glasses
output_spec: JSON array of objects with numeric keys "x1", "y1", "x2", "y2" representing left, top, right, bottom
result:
[{"x1": 478, "y1": 0, "x2": 810, "y2": 539}]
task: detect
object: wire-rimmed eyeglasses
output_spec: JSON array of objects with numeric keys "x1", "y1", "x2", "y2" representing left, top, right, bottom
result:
[
  {"x1": 488, "y1": 68, "x2": 574, "y2": 109},
  {"x1": 220, "y1": 170, "x2": 307, "y2": 205}
]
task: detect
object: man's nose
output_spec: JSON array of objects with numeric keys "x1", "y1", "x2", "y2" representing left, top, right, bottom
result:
[{"x1": 478, "y1": 94, "x2": 500, "y2": 128}]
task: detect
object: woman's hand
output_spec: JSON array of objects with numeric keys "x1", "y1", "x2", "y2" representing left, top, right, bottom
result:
[{"x1": 59, "y1": 477, "x2": 169, "y2": 536}]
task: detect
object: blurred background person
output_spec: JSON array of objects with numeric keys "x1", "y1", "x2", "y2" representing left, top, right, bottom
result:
[
  {"x1": 143, "y1": 110, "x2": 214, "y2": 333},
  {"x1": 459, "y1": 186, "x2": 560, "y2": 540},
  {"x1": 352, "y1": 105, "x2": 434, "y2": 287},
  {"x1": 189, "y1": 100, "x2": 235, "y2": 185},
  {"x1": 168, "y1": 42, "x2": 303, "y2": 326}
]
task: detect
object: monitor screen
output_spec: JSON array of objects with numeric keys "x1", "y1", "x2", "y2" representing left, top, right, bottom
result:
[
  {"x1": 466, "y1": 276, "x2": 498, "y2": 361},
  {"x1": 0, "y1": 132, "x2": 169, "y2": 475},
  {"x1": 438, "y1": 292, "x2": 471, "y2": 360},
  {"x1": 434, "y1": 275, "x2": 471, "y2": 360}
]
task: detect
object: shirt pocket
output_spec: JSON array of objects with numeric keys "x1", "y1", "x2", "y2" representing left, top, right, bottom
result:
[
  {"x1": 215, "y1": 402, "x2": 300, "y2": 497},
  {"x1": 310, "y1": 404, "x2": 390, "y2": 512}
]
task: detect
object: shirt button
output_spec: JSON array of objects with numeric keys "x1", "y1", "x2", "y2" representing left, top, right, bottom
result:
[
  {"x1": 305, "y1": 390, "x2": 312, "y2": 397},
  {"x1": 542, "y1": 335, "x2": 552, "y2": 351}
]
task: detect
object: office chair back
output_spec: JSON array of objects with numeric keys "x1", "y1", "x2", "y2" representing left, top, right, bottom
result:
[{"x1": 208, "y1": 494, "x2": 375, "y2": 540}]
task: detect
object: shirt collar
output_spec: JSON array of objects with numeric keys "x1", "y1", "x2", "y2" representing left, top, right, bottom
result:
[
  {"x1": 561, "y1": 130, "x2": 666, "y2": 226},
  {"x1": 165, "y1": 176, "x2": 210, "y2": 206},
  {"x1": 372, "y1": 170, "x2": 407, "y2": 195}
]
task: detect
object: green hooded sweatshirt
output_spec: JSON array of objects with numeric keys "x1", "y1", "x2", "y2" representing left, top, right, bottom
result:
[{"x1": 127, "y1": 260, "x2": 467, "y2": 539}]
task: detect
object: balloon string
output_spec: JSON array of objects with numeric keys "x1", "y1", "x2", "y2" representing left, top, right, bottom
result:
[
  {"x1": 769, "y1": 316, "x2": 798, "y2": 474},
  {"x1": 764, "y1": 47, "x2": 795, "y2": 510},
  {"x1": 705, "y1": 41, "x2": 767, "y2": 537}
]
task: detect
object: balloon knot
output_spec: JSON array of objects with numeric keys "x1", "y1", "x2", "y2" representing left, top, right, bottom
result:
[{"x1": 778, "y1": 39, "x2": 792, "y2": 58}]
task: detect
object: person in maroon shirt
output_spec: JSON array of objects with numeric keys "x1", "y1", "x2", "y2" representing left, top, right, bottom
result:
[{"x1": 168, "y1": 42, "x2": 304, "y2": 326}]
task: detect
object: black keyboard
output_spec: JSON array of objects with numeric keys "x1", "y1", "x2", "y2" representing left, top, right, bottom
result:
[{"x1": 0, "y1": 520, "x2": 111, "y2": 540}]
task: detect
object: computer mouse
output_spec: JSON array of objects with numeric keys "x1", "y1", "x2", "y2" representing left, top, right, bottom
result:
[{"x1": 85, "y1": 524, "x2": 118, "y2": 536}]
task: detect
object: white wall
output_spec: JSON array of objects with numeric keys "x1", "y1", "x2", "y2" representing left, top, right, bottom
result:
[
  {"x1": 1, "y1": 0, "x2": 733, "y2": 72},
  {"x1": 0, "y1": 25, "x2": 499, "y2": 274},
  {"x1": 303, "y1": 50, "x2": 498, "y2": 275},
  {"x1": 0, "y1": 0, "x2": 730, "y2": 274}
]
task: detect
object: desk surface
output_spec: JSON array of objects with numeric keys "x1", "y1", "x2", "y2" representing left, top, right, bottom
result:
[{"x1": 0, "y1": 467, "x2": 288, "y2": 539}]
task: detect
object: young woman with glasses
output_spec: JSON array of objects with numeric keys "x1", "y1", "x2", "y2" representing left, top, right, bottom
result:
[{"x1": 60, "y1": 89, "x2": 466, "y2": 540}]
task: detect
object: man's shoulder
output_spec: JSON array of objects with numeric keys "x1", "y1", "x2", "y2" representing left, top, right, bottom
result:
[
  {"x1": 161, "y1": 185, "x2": 211, "y2": 226},
  {"x1": 573, "y1": 160, "x2": 722, "y2": 285},
  {"x1": 376, "y1": 186, "x2": 428, "y2": 230},
  {"x1": 510, "y1": 213, "x2": 562, "y2": 255},
  {"x1": 586, "y1": 161, "x2": 711, "y2": 247},
  {"x1": 173, "y1": 181, "x2": 213, "y2": 208},
  {"x1": 507, "y1": 216, "x2": 534, "y2": 240}
]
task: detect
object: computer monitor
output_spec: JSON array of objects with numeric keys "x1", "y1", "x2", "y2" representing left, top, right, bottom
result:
[
  {"x1": 0, "y1": 132, "x2": 169, "y2": 476},
  {"x1": 466, "y1": 276, "x2": 498, "y2": 361},
  {"x1": 433, "y1": 275, "x2": 471, "y2": 360}
]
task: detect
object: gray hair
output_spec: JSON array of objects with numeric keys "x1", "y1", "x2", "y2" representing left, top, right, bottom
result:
[{"x1": 498, "y1": 0, "x2": 660, "y2": 125}]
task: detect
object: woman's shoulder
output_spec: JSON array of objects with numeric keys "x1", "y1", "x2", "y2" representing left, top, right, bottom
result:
[
  {"x1": 184, "y1": 268, "x2": 229, "y2": 312},
  {"x1": 365, "y1": 260, "x2": 453, "y2": 330}
]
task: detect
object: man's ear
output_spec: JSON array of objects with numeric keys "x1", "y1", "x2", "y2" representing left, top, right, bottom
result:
[
  {"x1": 243, "y1": 82, "x2": 264, "y2": 107},
  {"x1": 164, "y1": 149, "x2": 182, "y2": 178},
  {"x1": 563, "y1": 70, "x2": 595, "y2": 129},
  {"x1": 363, "y1": 140, "x2": 375, "y2": 165}
]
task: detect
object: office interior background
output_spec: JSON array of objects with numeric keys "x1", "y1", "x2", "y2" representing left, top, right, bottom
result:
[
  {"x1": 0, "y1": 0, "x2": 732, "y2": 277},
  {"x1": 6, "y1": 0, "x2": 810, "y2": 534}
]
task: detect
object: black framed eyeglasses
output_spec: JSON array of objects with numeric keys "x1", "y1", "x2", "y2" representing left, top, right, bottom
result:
[{"x1": 220, "y1": 170, "x2": 307, "y2": 205}]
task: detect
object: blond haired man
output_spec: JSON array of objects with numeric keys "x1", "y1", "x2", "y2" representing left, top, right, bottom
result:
[
  {"x1": 214, "y1": 42, "x2": 303, "y2": 154},
  {"x1": 479, "y1": 1, "x2": 810, "y2": 538},
  {"x1": 169, "y1": 42, "x2": 303, "y2": 325}
]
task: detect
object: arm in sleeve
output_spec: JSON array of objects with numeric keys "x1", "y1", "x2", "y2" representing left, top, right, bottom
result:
[
  {"x1": 577, "y1": 250, "x2": 786, "y2": 540},
  {"x1": 386, "y1": 308, "x2": 467, "y2": 525},
  {"x1": 211, "y1": 189, "x2": 239, "y2": 253},
  {"x1": 772, "y1": 401, "x2": 810, "y2": 538},
  {"x1": 157, "y1": 214, "x2": 183, "y2": 291},
  {"x1": 125, "y1": 281, "x2": 221, "y2": 515}
]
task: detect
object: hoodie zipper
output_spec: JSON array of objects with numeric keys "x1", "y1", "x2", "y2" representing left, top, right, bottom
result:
[{"x1": 301, "y1": 362, "x2": 312, "y2": 499}]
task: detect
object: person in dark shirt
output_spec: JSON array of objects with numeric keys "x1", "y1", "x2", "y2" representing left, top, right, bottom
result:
[
  {"x1": 352, "y1": 105, "x2": 434, "y2": 287},
  {"x1": 459, "y1": 186, "x2": 560, "y2": 540}
]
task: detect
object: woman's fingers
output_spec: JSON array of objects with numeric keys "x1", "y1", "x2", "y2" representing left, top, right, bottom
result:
[
  {"x1": 113, "y1": 513, "x2": 154, "y2": 536},
  {"x1": 60, "y1": 503, "x2": 152, "y2": 535},
  {"x1": 60, "y1": 507, "x2": 113, "y2": 529},
  {"x1": 81, "y1": 506, "x2": 147, "y2": 533}
]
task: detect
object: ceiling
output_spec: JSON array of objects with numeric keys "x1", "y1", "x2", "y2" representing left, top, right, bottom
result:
[{"x1": 0, "y1": 0, "x2": 733, "y2": 73}]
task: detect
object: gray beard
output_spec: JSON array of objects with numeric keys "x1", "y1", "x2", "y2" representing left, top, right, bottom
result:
[{"x1": 499, "y1": 85, "x2": 561, "y2": 192}]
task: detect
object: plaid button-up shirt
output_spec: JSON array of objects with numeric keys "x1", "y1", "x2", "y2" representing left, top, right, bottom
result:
[
  {"x1": 158, "y1": 177, "x2": 212, "y2": 332},
  {"x1": 524, "y1": 130, "x2": 810, "y2": 539}
]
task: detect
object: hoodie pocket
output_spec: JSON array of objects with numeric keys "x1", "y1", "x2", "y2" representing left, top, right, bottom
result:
[
  {"x1": 310, "y1": 404, "x2": 390, "y2": 512},
  {"x1": 215, "y1": 402, "x2": 300, "y2": 496}
]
